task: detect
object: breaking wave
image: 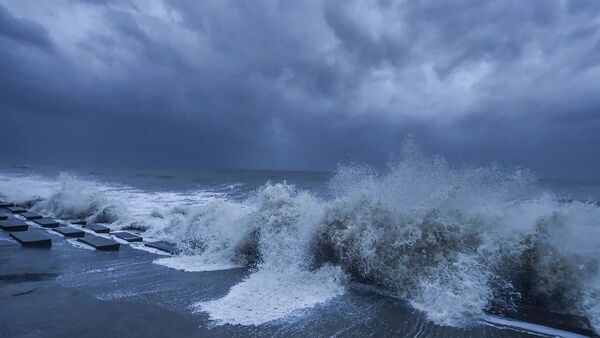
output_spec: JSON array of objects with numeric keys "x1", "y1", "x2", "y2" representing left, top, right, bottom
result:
[{"x1": 1, "y1": 142, "x2": 599, "y2": 331}]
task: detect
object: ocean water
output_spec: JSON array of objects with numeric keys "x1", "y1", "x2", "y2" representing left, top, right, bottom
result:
[{"x1": 1, "y1": 144, "x2": 600, "y2": 333}]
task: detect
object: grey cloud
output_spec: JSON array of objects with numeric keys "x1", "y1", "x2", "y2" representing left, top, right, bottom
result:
[
  {"x1": 0, "y1": 0, "x2": 599, "y2": 179},
  {"x1": 0, "y1": 3, "x2": 53, "y2": 51}
]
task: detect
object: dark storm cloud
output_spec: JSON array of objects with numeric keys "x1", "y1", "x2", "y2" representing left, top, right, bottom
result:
[
  {"x1": 0, "y1": 4, "x2": 52, "y2": 51},
  {"x1": 0, "y1": 3, "x2": 53, "y2": 51},
  {"x1": 0, "y1": 0, "x2": 599, "y2": 179}
]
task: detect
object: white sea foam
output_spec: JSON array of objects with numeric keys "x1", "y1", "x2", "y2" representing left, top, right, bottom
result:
[
  {"x1": 196, "y1": 266, "x2": 345, "y2": 325},
  {"x1": 0, "y1": 171, "x2": 222, "y2": 237},
  {"x1": 317, "y1": 142, "x2": 600, "y2": 330},
  {"x1": 195, "y1": 182, "x2": 346, "y2": 325},
  {"x1": 1, "y1": 142, "x2": 600, "y2": 331},
  {"x1": 153, "y1": 255, "x2": 242, "y2": 272}
]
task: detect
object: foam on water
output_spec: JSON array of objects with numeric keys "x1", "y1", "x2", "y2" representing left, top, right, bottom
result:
[
  {"x1": 1, "y1": 142, "x2": 600, "y2": 332},
  {"x1": 153, "y1": 255, "x2": 242, "y2": 272},
  {"x1": 196, "y1": 266, "x2": 345, "y2": 325},
  {"x1": 0, "y1": 171, "x2": 223, "y2": 236},
  {"x1": 314, "y1": 142, "x2": 600, "y2": 330},
  {"x1": 195, "y1": 183, "x2": 347, "y2": 324}
]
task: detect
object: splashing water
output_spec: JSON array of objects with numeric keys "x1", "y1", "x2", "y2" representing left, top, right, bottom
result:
[
  {"x1": 1, "y1": 142, "x2": 599, "y2": 331},
  {"x1": 194, "y1": 183, "x2": 346, "y2": 325}
]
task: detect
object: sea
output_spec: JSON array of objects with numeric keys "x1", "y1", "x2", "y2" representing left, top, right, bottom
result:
[{"x1": 1, "y1": 146, "x2": 599, "y2": 336}]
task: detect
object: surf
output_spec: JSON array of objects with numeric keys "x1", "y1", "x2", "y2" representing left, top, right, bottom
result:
[{"x1": 1, "y1": 142, "x2": 599, "y2": 332}]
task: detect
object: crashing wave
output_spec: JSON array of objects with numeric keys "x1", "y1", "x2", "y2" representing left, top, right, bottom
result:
[{"x1": 1, "y1": 142, "x2": 599, "y2": 331}]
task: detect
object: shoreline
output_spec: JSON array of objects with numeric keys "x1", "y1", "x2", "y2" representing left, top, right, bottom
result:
[{"x1": 0, "y1": 204, "x2": 596, "y2": 337}]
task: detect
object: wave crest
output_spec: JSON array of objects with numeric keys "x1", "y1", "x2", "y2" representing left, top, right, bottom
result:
[{"x1": 1, "y1": 144, "x2": 599, "y2": 330}]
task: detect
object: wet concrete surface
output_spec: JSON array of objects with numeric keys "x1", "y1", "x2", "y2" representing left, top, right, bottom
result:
[{"x1": 0, "y1": 219, "x2": 591, "y2": 337}]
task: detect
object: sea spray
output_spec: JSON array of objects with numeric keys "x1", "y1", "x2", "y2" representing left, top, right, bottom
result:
[
  {"x1": 0, "y1": 172, "x2": 59, "y2": 205},
  {"x1": 153, "y1": 198, "x2": 253, "y2": 270},
  {"x1": 1, "y1": 144, "x2": 599, "y2": 331},
  {"x1": 42, "y1": 174, "x2": 128, "y2": 223},
  {"x1": 196, "y1": 182, "x2": 346, "y2": 325}
]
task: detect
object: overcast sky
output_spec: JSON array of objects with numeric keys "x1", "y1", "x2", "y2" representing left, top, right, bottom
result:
[{"x1": 1, "y1": 0, "x2": 599, "y2": 179}]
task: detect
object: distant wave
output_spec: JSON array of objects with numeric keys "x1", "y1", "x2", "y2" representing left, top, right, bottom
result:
[{"x1": 1, "y1": 142, "x2": 599, "y2": 332}]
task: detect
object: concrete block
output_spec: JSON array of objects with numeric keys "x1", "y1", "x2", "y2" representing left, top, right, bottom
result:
[
  {"x1": 0, "y1": 201, "x2": 14, "y2": 208},
  {"x1": 112, "y1": 232, "x2": 143, "y2": 242},
  {"x1": 86, "y1": 224, "x2": 110, "y2": 234},
  {"x1": 77, "y1": 236, "x2": 120, "y2": 251},
  {"x1": 145, "y1": 241, "x2": 179, "y2": 254},
  {"x1": 53, "y1": 226, "x2": 85, "y2": 238},
  {"x1": 6, "y1": 206, "x2": 27, "y2": 213},
  {"x1": 34, "y1": 218, "x2": 60, "y2": 228},
  {"x1": 22, "y1": 211, "x2": 43, "y2": 220},
  {"x1": 68, "y1": 219, "x2": 87, "y2": 226},
  {"x1": 9, "y1": 230, "x2": 52, "y2": 247},
  {"x1": 0, "y1": 218, "x2": 29, "y2": 232},
  {"x1": 0, "y1": 212, "x2": 9, "y2": 220}
]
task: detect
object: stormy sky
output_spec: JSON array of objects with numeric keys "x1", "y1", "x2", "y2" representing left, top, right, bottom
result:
[{"x1": 1, "y1": 0, "x2": 599, "y2": 179}]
